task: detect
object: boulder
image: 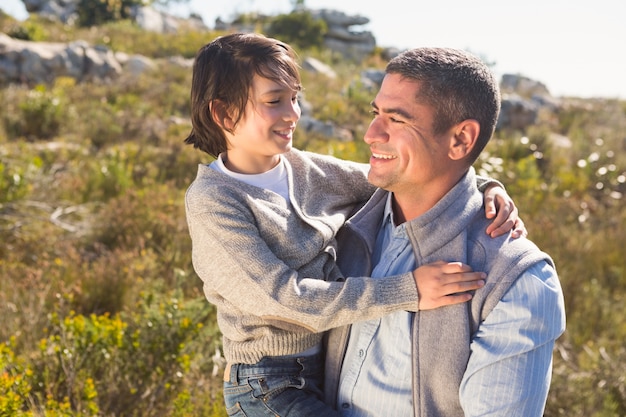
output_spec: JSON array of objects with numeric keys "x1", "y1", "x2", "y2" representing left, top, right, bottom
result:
[{"x1": 0, "y1": 33, "x2": 122, "y2": 84}]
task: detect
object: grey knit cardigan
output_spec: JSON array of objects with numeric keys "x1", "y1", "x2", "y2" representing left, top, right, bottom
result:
[
  {"x1": 324, "y1": 167, "x2": 558, "y2": 416},
  {"x1": 185, "y1": 149, "x2": 421, "y2": 364}
]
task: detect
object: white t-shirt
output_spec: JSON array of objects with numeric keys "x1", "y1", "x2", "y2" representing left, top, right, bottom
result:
[{"x1": 210, "y1": 153, "x2": 290, "y2": 202}]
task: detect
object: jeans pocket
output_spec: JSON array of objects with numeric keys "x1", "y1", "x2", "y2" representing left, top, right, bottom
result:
[
  {"x1": 224, "y1": 383, "x2": 253, "y2": 416},
  {"x1": 225, "y1": 401, "x2": 248, "y2": 417},
  {"x1": 250, "y1": 375, "x2": 300, "y2": 397},
  {"x1": 227, "y1": 375, "x2": 337, "y2": 417}
]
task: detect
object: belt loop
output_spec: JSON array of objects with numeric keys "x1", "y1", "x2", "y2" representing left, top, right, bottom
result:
[{"x1": 223, "y1": 362, "x2": 236, "y2": 384}]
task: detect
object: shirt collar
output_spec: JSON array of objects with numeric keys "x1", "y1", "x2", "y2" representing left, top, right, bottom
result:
[
  {"x1": 382, "y1": 192, "x2": 407, "y2": 236},
  {"x1": 382, "y1": 192, "x2": 394, "y2": 226},
  {"x1": 372, "y1": 192, "x2": 409, "y2": 266}
]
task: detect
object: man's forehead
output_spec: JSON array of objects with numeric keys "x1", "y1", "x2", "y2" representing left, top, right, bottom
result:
[{"x1": 374, "y1": 76, "x2": 425, "y2": 118}]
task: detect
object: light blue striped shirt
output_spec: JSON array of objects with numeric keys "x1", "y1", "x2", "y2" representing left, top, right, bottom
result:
[{"x1": 337, "y1": 194, "x2": 563, "y2": 416}]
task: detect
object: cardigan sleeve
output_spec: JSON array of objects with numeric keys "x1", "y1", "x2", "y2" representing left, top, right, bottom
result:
[
  {"x1": 476, "y1": 175, "x2": 504, "y2": 192},
  {"x1": 185, "y1": 175, "x2": 419, "y2": 334}
]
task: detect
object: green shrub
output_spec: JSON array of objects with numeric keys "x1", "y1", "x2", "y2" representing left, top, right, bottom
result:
[
  {"x1": 267, "y1": 10, "x2": 328, "y2": 51},
  {"x1": 0, "y1": 338, "x2": 32, "y2": 416},
  {"x1": 16, "y1": 85, "x2": 65, "y2": 139},
  {"x1": 23, "y1": 290, "x2": 216, "y2": 415},
  {"x1": 0, "y1": 158, "x2": 33, "y2": 204},
  {"x1": 81, "y1": 146, "x2": 138, "y2": 201},
  {"x1": 6, "y1": 19, "x2": 47, "y2": 41},
  {"x1": 76, "y1": 0, "x2": 143, "y2": 27}
]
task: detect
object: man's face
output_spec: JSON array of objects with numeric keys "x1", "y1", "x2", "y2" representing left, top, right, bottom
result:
[{"x1": 364, "y1": 73, "x2": 453, "y2": 196}]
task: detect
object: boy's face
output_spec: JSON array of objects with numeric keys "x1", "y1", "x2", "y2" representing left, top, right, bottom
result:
[{"x1": 224, "y1": 75, "x2": 301, "y2": 174}]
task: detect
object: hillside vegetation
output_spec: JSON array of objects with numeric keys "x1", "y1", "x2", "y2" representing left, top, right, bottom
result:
[{"x1": 1, "y1": 10, "x2": 625, "y2": 417}]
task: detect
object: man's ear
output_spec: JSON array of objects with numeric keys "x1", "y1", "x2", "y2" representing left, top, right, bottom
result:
[
  {"x1": 449, "y1": 119, "x2": 480, "y2": 161},
  {"x1": 209, "y1": 99, "x2": 235, "y2": 131}
]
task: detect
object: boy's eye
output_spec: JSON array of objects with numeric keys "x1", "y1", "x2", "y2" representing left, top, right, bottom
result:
[{"x1": 265, "y1": 97, "x2": 282, "y2": 105}]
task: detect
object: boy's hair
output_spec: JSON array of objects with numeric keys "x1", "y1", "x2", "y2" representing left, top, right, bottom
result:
[
  {"x1": 386, "y1": 47, "x2": 500, "y2": 164},
  {"x1": 185, "y1": 32, "x2": 302, "y2": 157}
]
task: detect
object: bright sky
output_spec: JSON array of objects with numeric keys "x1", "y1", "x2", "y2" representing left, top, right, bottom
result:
[{"x1": 3, "y1": 0, "x2": 625, "y2": 99}]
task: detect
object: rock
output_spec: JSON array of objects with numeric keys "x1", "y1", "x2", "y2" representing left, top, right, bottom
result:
[
  {"x1": 309, "y1": 9, "x2": 376, "y2": 60},
  {"x1": 22, "y1": 0, "x2": 78, "y2": 24},
  {"x1": 497, "y1": 93, "x2": 539, "y2": 130},
  {"x1": 115, "y1": 52, "x2": 156, "y2": 77},
  {"x1": 0, "y1": 33, "x2": 122, "y2": 84},
  {"x1": 19, "y1": 1, "x2": 208, "y2": 33},
  {"x1": 497, "y1": 74, "x2": 561, "y2": 130},
  {"x1": 501, "y1": 73, "x2": 551, "y2": 98},
  {"x1": 302, "y1": 57, "x2": 336, "y2": 79},
  {"x1": 299, "y1": 115, "x2": 353, "y2": 142},
  {"x1": 131, "y1": 6, "x2": 207, "y2": 34}
]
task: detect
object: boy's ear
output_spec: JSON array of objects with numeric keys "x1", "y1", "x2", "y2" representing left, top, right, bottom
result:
[
  {"x1": 449, "y1": 119, "x2": 480, "y2": 160},
  {"x1": 209, "y1": 99, "x2": 234, "y2": 131}
]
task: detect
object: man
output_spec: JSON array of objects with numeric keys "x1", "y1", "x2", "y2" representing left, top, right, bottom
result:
[{"x1": 324, "y1": 47, "x2": 566, "y2": 416}]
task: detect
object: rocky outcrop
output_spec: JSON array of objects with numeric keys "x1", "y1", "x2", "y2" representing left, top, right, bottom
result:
[
  {"x1": 359, "y1": 68, "x2": 560, "y2": 131},
  {"x1": 3, "y1": 1, "x2": 560, "y2": 134},
  {"x1": 213, "y1": 8, "x2": 376, "y2": 61},
  {"x1": 13, "y1": 1, "x2": 375, "y2": 60},
  {"x1": 500, "y1": 73, "x2": 550, "y2": 97},
  {"x1": 22, "y1": 0, "x2": 78, "y2": 24},
  {"x1": 309, "y1": 9, "x2": 376, "y2": 60},
  {"x1": 20, "y1": 0, "x2": 206, "y2": 32},
  {"x1": 132, "y1": 6, "x2": 207, "y2": 33},
  {"x1": 497, "y1": 93, "x2": 540, "y2": 130},
  {"x1": 497, "y1": 74, "x2": 561, "y2": 130},
  {"x1": 0, "y1": 34, "x2": 356, "y2": 140},
  {"x1": 0, "y1": 33, "x2": 123, "y2": 84}
]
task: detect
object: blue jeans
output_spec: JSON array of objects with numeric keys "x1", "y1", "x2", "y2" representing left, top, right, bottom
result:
[{"x1": 223, "y1": 352, "x2": 340, "y2": 416}]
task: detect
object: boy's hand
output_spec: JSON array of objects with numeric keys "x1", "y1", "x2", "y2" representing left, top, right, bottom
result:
[
  {"x1": 483, "y1": 184, "x2": 528, "y2": 238},
  {"x1": 414, "y1": 261, "x2": 486, "y2": 310}
]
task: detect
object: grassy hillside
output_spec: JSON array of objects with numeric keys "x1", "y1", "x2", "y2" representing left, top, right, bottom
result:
[{"x1": 1, "y1": 11, "x2": 625, "y2": 416}]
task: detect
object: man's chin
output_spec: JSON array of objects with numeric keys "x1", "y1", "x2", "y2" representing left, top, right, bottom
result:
[{"x1": 367, "y1": 173, "x2": 386, "y2": 189}]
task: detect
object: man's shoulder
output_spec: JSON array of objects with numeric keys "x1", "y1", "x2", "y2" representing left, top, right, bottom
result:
[
  {"x1": 468, "y1": 233, "x2": 557, "y2": 326},
  {"x1": 466, "y1": 218, "x2": 553, "y2": 282}
]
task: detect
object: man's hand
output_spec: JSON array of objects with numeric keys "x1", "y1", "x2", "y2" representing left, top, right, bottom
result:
[
  {"x1": 414, "y1": 261, "x2": 486, "y2": 310},
  {"x1": 483, "y1": 184, "x2": 528, "y2": 238}
]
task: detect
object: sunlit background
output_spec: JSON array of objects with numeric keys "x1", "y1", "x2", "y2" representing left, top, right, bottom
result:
[{"x1": 3, "y1": 0, "x2": 624, "y2": 99}]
